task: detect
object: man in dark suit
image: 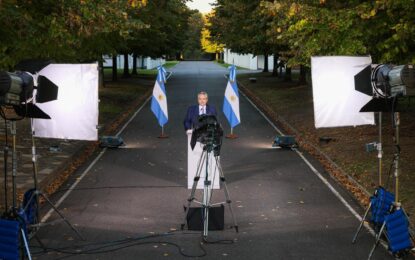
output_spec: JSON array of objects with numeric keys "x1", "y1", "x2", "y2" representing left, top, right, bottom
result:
[{"x1": 184, "y1": 91, "x2": 217, "y2": 132}]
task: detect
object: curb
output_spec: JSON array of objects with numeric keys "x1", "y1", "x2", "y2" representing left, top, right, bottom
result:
[{"x1": 238, "y1": 83, "x2": 371, "y2": 205}]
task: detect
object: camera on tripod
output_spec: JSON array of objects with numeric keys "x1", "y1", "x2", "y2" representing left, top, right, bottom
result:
[{"x1": 190, "y1": 114, "x2": 223, "y2": 156}]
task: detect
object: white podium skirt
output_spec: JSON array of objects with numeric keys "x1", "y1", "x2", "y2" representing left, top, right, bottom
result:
[{"x1": 187, "y1": 133, "x2": 220, "y2": 189}]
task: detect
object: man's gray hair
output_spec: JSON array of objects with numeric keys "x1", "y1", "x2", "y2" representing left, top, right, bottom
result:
[{"x1": 198, "y1": 91, "x2": 208, "y2": 98}]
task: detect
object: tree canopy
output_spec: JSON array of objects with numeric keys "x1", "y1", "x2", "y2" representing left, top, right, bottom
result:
[
  {"x1": 0, "y1": 0, "x2": 192, "y2": 70},
  {"x1": 209, "y1": 0, "x2": 415, "y2": 67}
]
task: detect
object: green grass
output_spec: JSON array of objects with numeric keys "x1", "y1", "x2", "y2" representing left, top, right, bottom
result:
[
  {"x1": 99, "y1": 83, "x2": 149, "y2": 124},
  {"x1": 214, "y1": 60, "x2": 245, "y2": 70},
  {"x1": 103, "y1": 61, "x2": 179, "y2": 78},
  {"x1": 164, "y1": 60, "x2": 180, "y2": 68}
]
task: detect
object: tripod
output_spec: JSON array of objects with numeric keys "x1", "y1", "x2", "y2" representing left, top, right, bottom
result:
[
  {"x1": 181, "y1": 143, "x2": 238, "y2": 240},
  {"x1": 22, "y1": 119, "x2": 84, "y2": 240},
  {"x1": 1, "y1": 120, "x2": 33, "y2": 259},
  {"x1": 352, "y1": 112, "x2": 384, "y2": 243}
]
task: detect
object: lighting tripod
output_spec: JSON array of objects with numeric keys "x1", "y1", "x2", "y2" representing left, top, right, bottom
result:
[
  {"x1": 351, "y1": 110, "x2": 414, "y2": 259},
  {"x1": 181, "y1": 144, "x2": 238, "y2": 240},
  {"x1": 22, "y1": 119, "x2": 84, "y2": 240},
  {"x1": 1, "y1": 120, "x2": 32, "y2": 259},
  {"x1": 352, "y1": 112, "x2": 384, "y2": 243}
]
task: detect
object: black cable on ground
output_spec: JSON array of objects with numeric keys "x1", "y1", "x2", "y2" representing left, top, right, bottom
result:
[
  {"x1": 52, "y1": 185, "x2": 184, "y2": 194},
  {"x1": 29, "y1": 229, "x2": 231, "y2": 259}
]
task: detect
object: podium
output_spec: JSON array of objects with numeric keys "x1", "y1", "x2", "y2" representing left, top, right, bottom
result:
[{"x1": 187, "y1": 131, "x2": 220, "y2": 189}]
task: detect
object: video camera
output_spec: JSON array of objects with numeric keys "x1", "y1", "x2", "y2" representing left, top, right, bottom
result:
[{"x1": 190, "y1": 114, "x2": 223, "y2": 156}]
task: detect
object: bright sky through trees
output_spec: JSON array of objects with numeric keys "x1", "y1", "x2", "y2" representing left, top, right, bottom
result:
[{"x1": 186, "y1": 0, "x2": 215, "y2": 13}]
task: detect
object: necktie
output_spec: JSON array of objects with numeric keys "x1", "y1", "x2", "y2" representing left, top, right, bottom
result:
[{"x1": 200, "y1": 106, "x2": 205, "y2": 115}]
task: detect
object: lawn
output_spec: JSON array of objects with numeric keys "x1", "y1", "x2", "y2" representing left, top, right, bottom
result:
[
  {"x1": 99, "y1": 61, "x2": 179, "y2": 126},
  {"x1": 99, "y1": 78, "x2": 154, "y2": 126},
  {"x1": 103, "y1": 60, "x2": 180, "y2": 78},
  {"x1": 214, "y1": 60, "x2": 245, "y2": 70}
]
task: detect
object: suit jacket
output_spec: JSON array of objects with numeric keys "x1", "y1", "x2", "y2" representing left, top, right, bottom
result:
[{"x1": 183, "y1": 104, "x2": 217, "y2": 130}]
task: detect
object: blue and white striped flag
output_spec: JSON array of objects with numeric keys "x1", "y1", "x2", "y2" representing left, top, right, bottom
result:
[
  {"x1": 151, "y1": 66, "x2": 168, "y2": 127},
  {"x1": 223, "y1": 65, "x2": 240, "y2": 128},
  {"x1": 157, "y1": 65, "x2": 167, "y2": 83}
]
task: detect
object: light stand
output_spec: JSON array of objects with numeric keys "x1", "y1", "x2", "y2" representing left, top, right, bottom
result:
[
  {"x1": 2, "y1": 121, "x2": 9, "y2": 215},
  {"x1": 392, "y1": 112, "x2": 400, "y2": 204},
  {"x1": 352, "y1": 112, "x2": 384, "y2": 244},
  {"x1": 22, "y1": 119, "x2": 84, "y2": 241},
  {"x1": 1, "y1": 120, "x2": 33, "y2": 259},
  {"x1": 377, "y1": 112, "x2": 383, "y2": 186}
]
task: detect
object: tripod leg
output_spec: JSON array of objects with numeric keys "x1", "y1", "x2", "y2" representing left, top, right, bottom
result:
[
  {"x1": 368, "y1": 221, "x2": 386, "y2": 260},
  {"x1": 20, "y1": 228, "x2": 32, "y2": 260},
  {"x1": 215, "y1": 157, "x2": 238, "y2": 233},
  {"x1": 39, "y1": 193, "x2": 85, "y2": 240},
  {"x1": 203, "y1": 180, "x2": 210, "y2": 240},
  {"x1": 30, "y1": 129, "x2": 41, "y2": 232},
  {"x1": 352, "y1": 203, "x2": 372, "y2": 244},
  {"x1": 3, "y1": 145, "x2": 9, "y2": 214},
  {"x1": 202, "y1": 151, "x2": 213, "y2": 240},
  {"x1": 182, "y1": 151, "x2": 206, "y2": 230}
]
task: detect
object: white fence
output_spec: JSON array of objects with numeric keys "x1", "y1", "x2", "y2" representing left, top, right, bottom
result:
[
  {"x1": 223, "y1": 48, "x2": 274, "y2": 70},
  {"x1": 103, "y1": 55, "x2": 166, "y2": 70}
]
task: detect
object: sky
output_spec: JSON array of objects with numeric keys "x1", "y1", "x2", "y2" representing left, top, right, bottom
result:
[{"x1": 186, "y1": 0, "x2": 216, "y2": 14}]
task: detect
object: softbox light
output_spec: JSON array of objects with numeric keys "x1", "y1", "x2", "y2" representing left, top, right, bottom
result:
[
  {"x1": 32, "y1": 64, "x2": 99, "y2": 141},
  {"x1": 311, "y1": 56, "x2": 375, "y2": 128}
]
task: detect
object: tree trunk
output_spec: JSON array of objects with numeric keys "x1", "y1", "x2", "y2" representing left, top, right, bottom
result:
[
  {"x1": 112, "y1": 55, "x2": 118, "y2": 82},
  {"x1": 98, "y1": 59, "x2": 105, "y2": 88},
  {"x1": 132, "y1": 53, "x2": 138, "y2": 75},
  {"x1": 299, "y1": 65, "x2": 307, "y2": 85},
  {"x1": 272, "y1": 54, "x2": 279, "y2": 77},
  {"x1": 263, "y1": 53, "x2": 269, "y2": 73},
  {"x1": 284, "y1": 66, "x2": 292, "y2": 82},
  {"x1": 279, "y1": 61, "x2": 284, "y2": 78},
  {"x1": 123, "y1": 53, "x2": 130, "y2": 77}
]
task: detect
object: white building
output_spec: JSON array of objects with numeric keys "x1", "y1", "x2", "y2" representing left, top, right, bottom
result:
[
  {"x1": 223, "y1": 48, "x2": 274, "y2": 70},
  {"x1": 103, "y1": 55, "x2": 166, "y2": 70}
]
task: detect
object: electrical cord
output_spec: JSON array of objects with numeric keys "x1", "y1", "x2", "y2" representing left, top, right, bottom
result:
[
  {"x1": 29, "y1": 230, "x2": 216, "y2": 259},
  {"x1": 52, "y1": 185, "x2": 184, "y2": 194}
]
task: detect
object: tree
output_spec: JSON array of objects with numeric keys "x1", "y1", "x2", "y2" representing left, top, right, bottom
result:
[
  {"x1": 182, "y1": 11, "x2": 205, "y2": 60},
  {"x1": 201, "y1": 12, "x2": 224, "y2": 60},
  {"x1": 209, "y1": 0, "x2": 273, "y2": 72},
  {"x1": 262, "y1": 0, "x2": 415, "y2": 70},
  {"x1": 0, "y1": 0, "x2": 146, "y2": 70},
  {"x1": 127, "y1": 0, "x2": 190, "y2": 68}
]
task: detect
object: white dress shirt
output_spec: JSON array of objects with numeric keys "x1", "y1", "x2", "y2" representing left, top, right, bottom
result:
[{"x1": 199, "y1": 105, "x2": 206, "y2": 115}]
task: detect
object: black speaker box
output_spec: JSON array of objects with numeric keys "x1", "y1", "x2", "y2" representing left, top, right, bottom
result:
[{"x1": 186, "y1": 205, "x2": 224, "y2": 231}]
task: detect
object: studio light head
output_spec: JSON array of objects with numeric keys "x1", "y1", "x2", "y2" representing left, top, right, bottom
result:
[
  {"x1": 371, "y1": 64, "x2": 415, "y2": 98},
  {"x1": 0, "y1": 71, "x2": 34, "y2": 106},
  {"x1": 355, "y1": 63, "x2": 415, "y2": 112},
  {"x1": 0, "y1": 61, "x2": 59, "y2": 120}
]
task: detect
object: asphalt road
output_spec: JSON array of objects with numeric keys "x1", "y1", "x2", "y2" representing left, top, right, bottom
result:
[{"x1": 32, "y1": 61, "x2": 401, "y2": 259}]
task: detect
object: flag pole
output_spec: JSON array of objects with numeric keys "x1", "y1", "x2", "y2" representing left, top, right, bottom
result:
[
  {"x1": 226, "y1": 127, "x2": 238, "y2": 139},
  {"x1": 158, "y1": 125, "x2": 169, "y2": 139}
]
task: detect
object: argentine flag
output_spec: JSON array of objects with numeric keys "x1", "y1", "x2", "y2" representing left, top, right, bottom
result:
[
  {"x1": 223, "y1": 65, "x2": 240, "y2": 128},
  {"x1": 151, "y1": 66, "x2": 168, "y2": 126}
]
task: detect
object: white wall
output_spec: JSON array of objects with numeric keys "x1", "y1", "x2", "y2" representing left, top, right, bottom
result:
[
  {"x1": 142, "y1": 57, "x2": 166, "y2": 69},
  {"x1": 223, "y1": 48, "x2": 274, "y2": 70},
  {"x1": 103, "y1": 55, "x2": 166, "y2": 70},
  {"x1": 257, "y1": 55, "x2": 274, "y2": 70}
]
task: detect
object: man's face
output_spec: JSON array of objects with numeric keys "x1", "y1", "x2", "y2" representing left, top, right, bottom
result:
[{"x1": 198, "y1": 94, "x2": 208, "y2": 106}]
